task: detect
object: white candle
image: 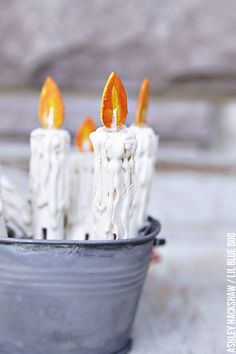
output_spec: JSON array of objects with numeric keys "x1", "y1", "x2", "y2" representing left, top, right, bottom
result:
[
  {"x1": 129, "y1": 125, "x2": 158, "y2": 235},
  {"x1": 67, "y1": 117, "x2": 96, "y2": 240},
  {"x1": 0, "y1": 200, "x2": 7, "y2": 237},
  {"x1": 90, "y1": 72, "x2": 137, "y2": 240},
  {"x1": 67, "y1": 151, "x2": 93, "y2": 240},
  {"x1": 30, "y1": 77, "x2": 70, "y2": 240},
  {"x1": 129, "y1": 79, "x2": 158, "y2": 236},
  {"x1": 1, "y1": 175, "x2": 32, "y2": 238},
  {"x1": 0, "y1": 172, "x2": 7, "y2": 237}
]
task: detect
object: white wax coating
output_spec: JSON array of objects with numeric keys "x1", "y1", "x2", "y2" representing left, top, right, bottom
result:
[
  {"x1": 30, "y1": 128, "x2": 70, "y2": 240},
  {"x1": 1, "y1": 175, "x2": 32, "y2": 238},
  {"x1": 90, "y1": 126, "x2": 137, "y2": 240},
  {"x1": 67, "y1": 150, "x2": 94, "y2": 240},
  {"x1": 129, "y1": 125, "x2": 158, "y2": 236}
]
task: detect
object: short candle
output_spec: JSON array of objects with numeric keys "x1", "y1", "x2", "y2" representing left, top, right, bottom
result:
[
  {"x1": 1, "y1": 175, "x2": 32, "y2": 238},
  {"x1": 67, "y1": 116, "x2": 96, "y2": 240},
  {"x1": 0, "y1": 171, "x2": 7, "y2": 237}
]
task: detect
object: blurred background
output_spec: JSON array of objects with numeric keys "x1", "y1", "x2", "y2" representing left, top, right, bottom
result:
[{"x1": 0, "y1": 1, "x2": 233, "y2": 353}]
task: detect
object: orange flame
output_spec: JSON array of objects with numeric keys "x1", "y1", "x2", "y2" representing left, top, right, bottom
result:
[
  {"x1": 75, "y1": 116, "x2": 97, "y2": 151},
  {"x1": 39, "y1": 76, "x2": 64, "y2": 129},
  {"x1": 135, "y1": 79, "x2": 149, "y2": 126},
  {"x1": 100, "y1": 72, "x2": 128, "y2": 129}
]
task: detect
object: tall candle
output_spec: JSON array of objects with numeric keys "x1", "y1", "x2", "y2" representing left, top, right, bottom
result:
[
  {"x1": 90, "y1": 72, "x2": 137, "y2": 240},
  {"x1": 129, "y1": 79, "x2": 158, "y2": 236},
  {"x1": 67, "y1": 117, "x2": 96, "y2": 240},
  {"x1": 30, "y1": 77, "x2": 70, "y2": 240}
]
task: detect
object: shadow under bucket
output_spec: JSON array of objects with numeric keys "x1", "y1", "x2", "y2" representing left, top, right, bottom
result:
[{"x1": 0, "y1": 216, "x2": 163, "y2": 354}]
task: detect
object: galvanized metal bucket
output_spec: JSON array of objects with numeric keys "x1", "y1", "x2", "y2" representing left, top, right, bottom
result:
[{"x1": 0, "y1": 216, "x2": 163, "y2": 354}]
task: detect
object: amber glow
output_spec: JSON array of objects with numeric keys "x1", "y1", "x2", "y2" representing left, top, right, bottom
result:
[
  {"x1": 39, "y1": 76, "x2": 64, "y2": 129},
  {"x1": 135, "y1": 78, "x2": 149, "y2": 126},
  {"x1": 75, "y1": 116, "x2": 96, "y2": 151},
  {"x1": 100, "y1": 72, "x2": 128, "y2": 129}
]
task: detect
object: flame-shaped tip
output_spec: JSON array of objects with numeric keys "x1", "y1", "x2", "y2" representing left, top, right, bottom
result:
[
  {"x1": 75, "y1": 116, "x2": 97, "y2": 151},
  {"x1": 39, "y1": 76, "x2": 64, "y2": 129},
  {"x1": 135, "y1": 78, "x2": 149, "y2": 126},
  {"x1": 100, "y1": 72, "x2": 128, "y2": 129}
]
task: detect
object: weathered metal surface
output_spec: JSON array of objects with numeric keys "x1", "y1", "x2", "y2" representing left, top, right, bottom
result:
[{"x1": 0, "y1": 217, "x2": 161, "y2": 354}]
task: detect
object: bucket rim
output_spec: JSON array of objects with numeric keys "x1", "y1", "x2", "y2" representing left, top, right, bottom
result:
[{"x1": 0, "y1": 216, "x2": 161, "y2": 248}]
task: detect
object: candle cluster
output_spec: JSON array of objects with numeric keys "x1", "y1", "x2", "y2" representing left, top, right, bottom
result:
[{"x1": 0, "y1": 72, "x2": 158, "y2": 241}]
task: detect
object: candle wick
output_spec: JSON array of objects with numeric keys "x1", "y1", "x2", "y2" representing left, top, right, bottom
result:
[
  {"x1": 47, "y1": 107, "x2": 54, "y2": 129},
  {"x1": 111, "y1": 108, "x2": 118, "y2": 131}
]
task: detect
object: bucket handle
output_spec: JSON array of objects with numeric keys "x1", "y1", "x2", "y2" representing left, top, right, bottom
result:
[
  {"x1": 153, "y1": 237, "x2": 166, "y2": 247},
  {"x1": 146, "y1": 216, "x2": 166, "y2": 247}
]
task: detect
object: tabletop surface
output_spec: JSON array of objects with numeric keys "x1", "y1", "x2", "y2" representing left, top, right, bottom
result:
[
  {"x1": 129, "y1": 170, "x2": 229, "y2": 354},
  {"x1": 131, "y1": 238, "x2": 224, "y2": 354}
]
